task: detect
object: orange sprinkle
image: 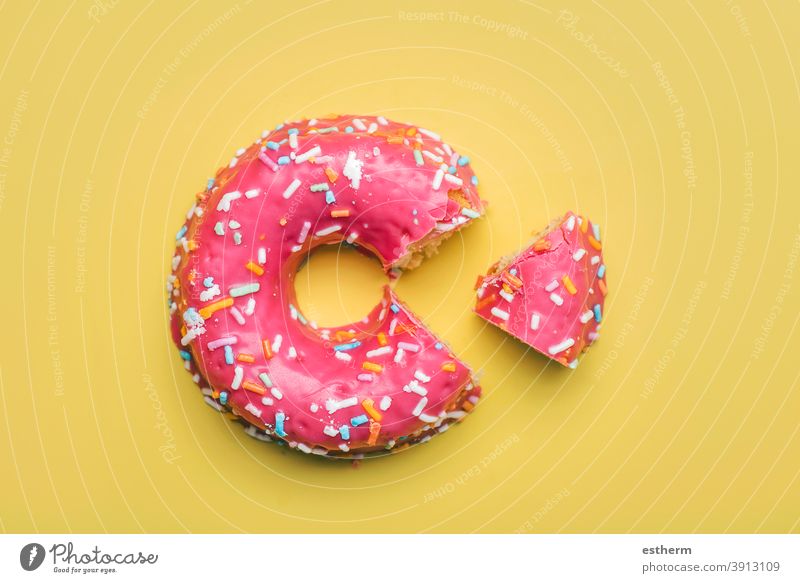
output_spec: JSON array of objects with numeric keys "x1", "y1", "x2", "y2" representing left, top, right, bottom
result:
[
  {"x1": 377, "y1": 332, "x2": 388, "y2": 346},
  {"x1": 261, "y1": 338, "x2": 273, "y2": 360},
  {"x1": 242, "y1": 380, "x2": 266, "y2": 395},
  {"x1": 361, "y1": 398, "x2": 382, "y2": 422},
  {"x1": 187, "y1": 240, "x2": 198, "y2": 251},
  {"x1": 236, "y1": 353, "x2": 255, "y2": 363},
  {"x1": 502, "y1": 282, "x2": 513, "y2": 294},
  {"x1": 279, "y1": 217, "x2": 287, "y2": 226},
  {"x1": 325, "y1": 167, "x2": 338, "y2": 183},
  {"x1": 362, "y1": 361, "x2": 383, "y2": 373},
  {"x1": 386, "y1": 136, "x2": 403, "y2": 144},
  {"x1": 562, "y1": 275, "x2": 577, "y2": 295},
  {"x1": 504, "y1": 272, "x2": 523, "y2": 289},
  {"x1": 395, "y1": 323, "x2": 416, "y2": 335},
  {"x1": 475, "y1": 293, "x2": 497, "y2": 311},
  {"x1": 588, "y1": 235, "x2": 602, "y2": 250},
  {"x1": 462, "y1": 400, "x2": 474, "y2": 412},
  {"x1": 199, "y1": 297, "x2": 233, "y2": 319},
  {"x1": 367, "y1": 420, "x2": 381, "y2": 446},
  {"x1": 245, "y1": 261, "x2": 264, "y2": 276},
  {"x1": 533, "y1": 239, "x2": 551, "y2": 252},
  {"x1": 211, "y1": 390, "x2": 220, "y2": 399},
  {"x1": 474, "y1": 275, "x2": 484, "y2": 290},
  {"x1": 259, "y1": 233, "x2": 265, "y2": 240},
  {"x1": 336, "y1": 330, "x2": 355, "y2": 341},
  {"x1": 331, "y1": 209, "x2": 350, "y2": 218},
  {"x1": 406, "y1": 127, "x2": 417, "y2": 136},
  {"x1": 579, "y1": 215, "x2": 589, "y2": 233},
  {"x1": 441, "y1": 362, "x2": 457, "y2": 372},
  {"x1": 598, "y1": 279, "x2": 608, "y2": 296}
]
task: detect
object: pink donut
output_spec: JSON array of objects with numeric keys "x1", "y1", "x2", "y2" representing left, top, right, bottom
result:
[
  {"x1": 167, "y1": 115, "x2": 484, "y2": 457},
  {"x1": 474, "y1": 211, "x2": 606, "y2": 367}
]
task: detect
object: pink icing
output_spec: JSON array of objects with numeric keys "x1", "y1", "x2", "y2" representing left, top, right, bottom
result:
[
  {"x1": 167, "y1": 115, "x2": 484, "y2": 456},
  {"x1": 474, "y1": 211, "x2": 607, "y2": 367}
]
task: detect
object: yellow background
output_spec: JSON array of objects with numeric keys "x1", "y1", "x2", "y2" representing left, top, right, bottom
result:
[{"x1": 1, "y1": 0, "x2": 798, "y2": 533}]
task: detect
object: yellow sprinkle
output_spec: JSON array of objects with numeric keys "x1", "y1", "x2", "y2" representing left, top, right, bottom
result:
[
  {"x1": 361, "y1": 398, "x2": 382, "y2": 421},
  {"x1": 237, "y1": 353, "x2": 255, "y2": 363},
  {"x1": 406, "y1": 127, "x2": 417, "y2": 136},
  {"x1": 187, "y1": 240, "x2": 198, "y2": 251},
  {"x1": 579, "y1": 215, "x2": 588, "y2": 233},
  {"x1": 377, "y1": 332, "x2": 388, "y2": 346},
  {"x1": 588, "y1": 235, "x2": 602, "y2": 250},
  {"x1": 245, "y1": 261, "x2": 264, "y2": 276},
  {"x1": 362, "y1": 361, "x2": 383, "y2": 373},
  {"x1": 441, "y1": 362, "x2": 456, "y2": 372},
  {"x1": 279, "y1": 217, "x2": 287, "y2": 226},
  {"x1": 562, "y1": 275, "x2": 577, "y2": 295},
  {"x1": 199, "y1": 297, "x2": 233, "y2": 319}
]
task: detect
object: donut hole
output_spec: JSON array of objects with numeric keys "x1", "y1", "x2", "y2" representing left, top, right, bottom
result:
[{"x1": 294, "y1": 244, "x2": 387, "y2": 328}]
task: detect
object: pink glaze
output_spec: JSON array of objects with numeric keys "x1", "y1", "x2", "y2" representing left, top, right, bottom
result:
[
  {"x1": 474, "y1": 211, "x2": 607, "y2": 367},
  {"x1": 167, "y1": 115, "x2": 484, "y2": 456}
]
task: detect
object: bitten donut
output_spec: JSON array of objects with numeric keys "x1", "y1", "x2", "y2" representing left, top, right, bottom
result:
[
  {"x1": 474, "y1": 211, "x2": 607, "y2": 367},
  {"x1": 167, "y1": 115, "x2": 484, "y2": 457}
]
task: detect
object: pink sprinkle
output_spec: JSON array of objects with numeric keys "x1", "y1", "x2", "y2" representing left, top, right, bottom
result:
[
  {"x1": 357, "y1": 373, "x2": 374, "y2": 382},
  {"x1": 258, "y1": 152, "x2": 278, "y2": 171},
  {"x1": 207, "y1": 336, "x2": 237, "y2": 350},
  {"x1": 397, "y1": 342, "x2": 420, "y2": 352}
]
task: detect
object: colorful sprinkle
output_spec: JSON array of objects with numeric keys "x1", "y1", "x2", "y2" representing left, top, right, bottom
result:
[
  {"x1": 246, "y1": 261, "x2": 264, "y2": 276},
  {"x1": 242, "y1": 380, "x2": 266, "y2": 395},
  {"x1": 229, "y1": 283, "x2": 260, "y2": 297},
  {"x1": 562, "y1": 275, "x2": 577, "y2": 295},
  {"x1": 350, "y1": 414, "x2": 369, "y2": 427},
  {"x1": 361, "y1": 398, "x2": 382, "y2": 421},
  {"x1": 339, "y1": 425, "x2": 350, "y2": 440},
  {"x1": 362, "y1": 361, "x2": 383, "y2": 373},
  {"x1": 442, "y1": 362, "x2": 456, "y2": 372},
  {"x1": 548, "y1": 338, "x2": 575, "y2": 355},
  {"x1": 334, "y1": 341, "x2": 361, "y2": 352},
  {"x1": 274, "y1": 412, "x2": 286, "y2": 437},
  {"x1": 207, "y1": 336, "x2": 237, "y2": 351},
  {"x1": 224, "y1": 345, "x2": 234, "y2": 364},
  {"x1": 258, "y1": 372, "x2": 273, "y2": 388},
  {"x1": 593, "y1": 304, "x2": 602, "y2": 323}
]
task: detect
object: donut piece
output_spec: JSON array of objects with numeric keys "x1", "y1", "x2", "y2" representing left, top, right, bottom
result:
[
  {"x1": 167, "y1": 115, "x2": 484, "y2": 457},
  {"x1": 474, "y1": 211, "x2": 606, "y2": 367}
]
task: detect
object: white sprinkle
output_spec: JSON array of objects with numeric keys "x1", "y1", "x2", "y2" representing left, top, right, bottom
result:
[
  {"x1": 297, "y1": 443, "x2": 312, "y2": 454},
  {"x1": 397, "y1": 342, "x2": 420, "y2": 352},
  {"x1": 404, "y1": 380, "x2": 427, "y2": 396},
  {"x1": 283, "y1": 178, "x2": 302, "y2": 199},
  {"x1": 573, "y1": 248, "x2": 587, "y2": 261},
  {"x1": 270, "y1": 387, "x2": 283, "y2": 400},
  {"x1": 423, "y1": 150, "x2": 443, "y2": 163},
  {"x1": 352, "y1": 118, "x2": 366, "y2": 131},
  {"x1": 419, "y1": 413, "x2": 438, "y2": 423},
  {"x1": 432, "y1": 168, "x2": 444, "y2": 190},
  {"x1": 379, "y1": 396, "x2": 392, "y2": 411},
  {"x1": 245, "y1": 403, "x2": 262, "y2": 417},
  {"x1": 216, "y1": 190, "x2": 241, "y2": 212},
  {"x1": 491, "y1": 307, "x2": 510, "y2": 320},
  {"x1": 367, "y1": 122, "x2": 377, "y2": 134},
  {"x1": 565, "y1": 215, "x2": 576, "y2": 231},
  {"x1": 257, "y1": 247, "x2": 266, "y2": 265},
  {"x1": 295, "y1": 145, "x2": 321, "y2": 164},
  {"x1": 298, "y1": 221, "x2": 311, "y2": 244},
  {"x1": 335, "y1": 351, "x2": 352, "y2": 362},
  {"x1": 338, "y1": 444, "x2": 350, "y2": 452},
  {"x1": 366, "y1": 346, "x2": 393, "y2": 358},
  {"x1": 236, "y1": 147, "x2": 246, "y2": 156},
  {"x1": 499, "y1": 290, "x2": 514, "y2": 303},
  {"x1": 377, "y1": 116, "x2": 388, "y2": 126},
  {"x1": 199, "y1": 284, "x2": 221, "y2": 302},
  {"x1": 229, "y1": 306, "x2": 245, "y2": 325},
  {"x1": 289, "y1": 133, "x2": 298, "y2": 149},
  {"x1": 272, "y1": 334, "x2": 283, "y2": 352},
  {"x1": 343, "y1": 150, "x2": 364, "y2": 189},
  {"x1": 244, "y1": 188, "x2": 260, "y2": 199},
  {"x1": 357, "y1": 373, "x2": 374, "y2": 382},
  {"x1": 442, "y1": 143, "x2": 453, "y2": 156},
  {"x1": 309, "y1": 403, "x2": 319, "y2": 413},
  {"x1": 323, "y1": 425, "x2": 338, "y2": 437},
  {"x1": 261, "y1": 397, "x2": 274, "y2": 406},
  {"x1": 418, "y1": 128, "x2": 441, "y2": 140},
  {"x1": 373, "y1": 146, "x2": 380, "y2": 156},
  {"x1": 414, "y1": 370, "x2": 431, "y2": 383},
  {"x1": 412, "y1": 396, "x2": 428, "y2": 417},
  {"x1": 530, "y1": 313, "x2": 541, "y2": 331},
  {"x1": 229, "y1": 157, "x2": 238, "y2": 168},
  {"x1": 580, "y1": 310, "x2": 594, "y2": 323},
  {"x1": 550, "y1": 293, "x2": 564, "y2": 306},
  {"x1": 393, "y1": 348, "x2": 405, "y2": 363},
  {"x1": 388, "y1": 318, "x2": 399, "y2": 335},
  {"x1": 548, "y1": 338, "x2": 575, "y2": 355},
  {"x1": 288, "y1": 346, "x2": 297, "y2": 359},
  {"x1": 326, "y1": 396, "x2": 359, "y2": 413},
  {"x1": 291, "y1": 245, "x2": 301, "y2": 252},
  {"x1": 346, "y1": 232, "x2": 358, "y2": 244},
  {"x1": 315, "y1": 225, "x2": 342, "y2": 237},
  {"x1": 545, "y1": 280, "x2": 559, "y2": 292},
  {"x1": 443, "y1": 173, "x2": 463, "y2": 186},
  {"x1": 244, "y1": 297, "x2": 256, "y2": 316},
  {"x1": 591, "y1": 255, "x2": 601, "y2": 265},
  {"x1": 204, "y1": 396, "x2": 222, "y2": 411},
  {"x1": 231, "y1": 366, "x2": 243, "y2": 390}
]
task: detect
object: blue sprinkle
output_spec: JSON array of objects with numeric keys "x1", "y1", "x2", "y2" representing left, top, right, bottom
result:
[
  {"x1": 471, "y1": 175, "x2": 478, "y2": 186},
  {"x1": 179, "y1": 350, "x2": 191, "y2": 360},
  {"x1": 344, "y1": 126, "x2": 354, "y2": 133},
  {"x1": 266, "y1": 141, "x2": 280, "y2": 150},
  {"x1": 259, "y1": 372, "x2": 273, "y2": 388},
  {"x1": 277, "y1": 156, "x2": 291, "y2": 165},
  {"x1": 334, "y1": 341, "x2": 361, "y2": 352},
  {"x1": 206, "y1": 178, "x2": 215, "y2": 190},
  {"x1": 448, "y1": 165, "x2": 457, "y2": 174},
  {"x1": 224, "y1": 345, "x2": 234, "y2": 365},
  {"x1": 592, "y1": 223, "x2": 601, "y2": 241},
  {"x1": 175, "y1": 225, "x2": 187, "y2": 240},
  {"x1": 390, "y1": 304, "x2": 400, "y2": 314},
  {"x1": 509, "y1": 268, "x2": 518, "y2": 276},
  {"x1": 233, "y1": 231, "x2": 242, "y2": 245},
  {"x1": 412, "y1": 209, "x2": 418, "y2": 216},
  {"x1": 339, "y1": 425, "x2": 350, "y2": 440},
  {"x1": 593, "y1": 304, "x2": 602, "y2": 323},
  {"x1": 434, "y1": 342, "x2": 443, "y2": 350},
  {"x1": 568, "y1": 359, "x2": 579, "y2": 369},
  {"x1": 350, "y1": 414, "x2": 368, "y2": 427},
  {"x1": 287, "y1": 128, "x2": 299, "y2": 135},
  {"x1": 325, "y1": 191, "x2": 336, "y2": 204},
  {"x1": 597, "y1": 264, "x2": 606, "y2": 279},
  {"x1": 203, "y1": 276, "x2": 214, "y2": 288},
  {"x1": 275, "y1": 123, "x2": 284, "y2": 130},
  {"x1": 458, "y1": 155, "x2": 470, "y2": 166},
  {"x1": 219, "y1": 391, "x2": 228, "y2": 405},
  {"x1": 275, "y1": 412, "x2": 287, "y2": 437}
]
